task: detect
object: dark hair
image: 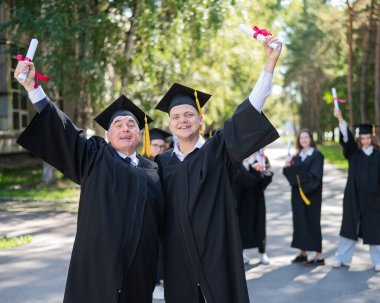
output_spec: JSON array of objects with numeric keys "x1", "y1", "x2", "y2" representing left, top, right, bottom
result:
[
  {"x1": 355, "y1": 134, "x2": 380, "y2": 150},
  {"x1": 295, "y1": 128, "x2": 317, "y2": 155}
]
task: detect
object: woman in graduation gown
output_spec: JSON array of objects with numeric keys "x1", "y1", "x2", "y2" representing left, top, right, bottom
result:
[
  {"x1": 233, "y1": 150, "x2": 272, "y2": 265},
  {"x1": 14, "y1": 61, "x2": 163, "y2": 303},
  {"x1": 332, "y1": 109, "x2": 380, "y2": 272},
  {"x1": 155, "y1": 36, "x2": 282, "y2": 303},
  {"x1": 283, "y1": 129, "x2": 325, "y2": 265}
]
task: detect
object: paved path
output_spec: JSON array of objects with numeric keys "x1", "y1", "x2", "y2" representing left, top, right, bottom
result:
[
  {"x1": 1, "y1": 139, "x2": 379, "y2": 302},
  {"x1": 245, "y1": 141, "x2": 380, "y2": 302}
]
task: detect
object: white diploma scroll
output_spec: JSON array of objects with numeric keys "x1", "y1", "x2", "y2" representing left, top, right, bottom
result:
[
  {"x1": 287, "y1": 140, "x2": 291, "y2": 154},
  {"x1": 332, "y1": 87, "x2": 339, "y2": 109},
  {"x1": 18, "y1": 38, "x2": 38, "y2": 83},
  {"x1": 258, "y1": 149, "x2": 265, "y2": 166},
  {"x1": 287, "y1": 139, "x2": 292, "y2": 161},
  {"x1": 238, "y1": 24, "x2": 281, "y2": 51}
]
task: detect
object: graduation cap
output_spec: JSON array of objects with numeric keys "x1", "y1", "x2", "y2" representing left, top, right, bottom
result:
[
  {"x1": 94, "y1": 95, "x2": 153, "y2": 131},
  {"x1": 354, "y1": 124, "x2": 379, "y2": 136},
  {"x1": 155, "y1": 83, "x2": 211, "y2": 132},
  {"x1": 150, "y1": 128, "x2": 172, "y2": 141}
]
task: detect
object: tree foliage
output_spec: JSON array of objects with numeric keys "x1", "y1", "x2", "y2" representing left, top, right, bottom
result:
[
  {"x1": 2, "y1": 0, "x2": 379, "y2": 141},
  {"x1": 282, "y1": 0, "x2": 379, "y2": 139}
]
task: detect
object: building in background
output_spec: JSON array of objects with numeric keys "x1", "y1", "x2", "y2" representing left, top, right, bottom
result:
[{"x1": 1, "y1": 2, "x2": 31, "y2": 155}]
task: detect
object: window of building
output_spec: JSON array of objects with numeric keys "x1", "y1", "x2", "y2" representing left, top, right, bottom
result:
[
  {"x1": 10, "y1": 45, "x2": 28, "y2": 130},
  {"x1": 11, "y1": 89, "x2": 28, "y2": 130}
]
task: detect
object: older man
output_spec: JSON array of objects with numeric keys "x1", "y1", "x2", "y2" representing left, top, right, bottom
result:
[{"x1": 15, "y1": 61, "x2": 163, "y2": 303}]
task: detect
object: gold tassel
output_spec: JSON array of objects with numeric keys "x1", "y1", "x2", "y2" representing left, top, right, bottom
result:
[
  {"x1": 141, "y1": 114, "x2": 151, "y2": 158},
  {"x1": 296, "y1": 175, "x2": 311, "y2": 206},
  {"x1": 373, "y1": 124, "x2": 376, "y2": 137},
  {"x1": 194, "y1": 90, "x2": 203, "y2": 132}
]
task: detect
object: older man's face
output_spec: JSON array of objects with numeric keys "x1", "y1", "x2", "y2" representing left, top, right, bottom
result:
[{"x1": 107, "y1": 116, "x2": 140, "y2": 156}]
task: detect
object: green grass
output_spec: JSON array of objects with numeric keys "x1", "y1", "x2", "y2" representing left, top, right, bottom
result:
[
  {"x1": 0, "y1": 235, "x2": 32, "y2": 249},
  {"x1": 0, "y1": 165, "x2": 80, "y2": 212},
  {"x1": 0, "y1": 165, "x2": 80, "y2": 201},
  {"x1": 319, "y1": 142, "x2": 348, "y2": 171},
  {"x1": 0, "y1": 200, "x2": 78, "y2": 213}
]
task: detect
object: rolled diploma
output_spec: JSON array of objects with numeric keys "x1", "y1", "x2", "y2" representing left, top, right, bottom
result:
[
  {"x1": 332, "y1": 87, "x2": 339, "y2": 109},
  {"x1": 258, "y1": 149, "x2": 264, "y2": 165},
  {"x1": 287, "y1": 140, "x2": 292, "y2": 156},
  {"x1": 18, "y1": 39, "x2": 38, "y2": 83},
  {"x1": 238, "y1": 24, "x2": 281, "y2": 51}
]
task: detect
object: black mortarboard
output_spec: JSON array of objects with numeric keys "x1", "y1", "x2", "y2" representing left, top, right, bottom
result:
[
  {"x1": 94, "y1": 95, "x2": 152, "y2": 130},
  {"x1": 354, "y1": 124, "x2": 379, "y2": 136},
  {"x1": 150, "y1": 128, "x2": 172, "y2": 141},
  {"x1": 155, "y1": 83, "x2": 212, "y2": 114}
]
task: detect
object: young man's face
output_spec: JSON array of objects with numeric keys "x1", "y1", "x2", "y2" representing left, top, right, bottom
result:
[
  {"x1": 169, "y1": 104, "x2": 202, "y2": 141},
  {"x1": 150, "y1": 138, "x2": 166, "y2": 157},
  {"x1": 360, "y1": 134, "x2": 372, "y2": 149},
  {"x1": 107, "y1": 116, "x2": 140, "y2": 155}
]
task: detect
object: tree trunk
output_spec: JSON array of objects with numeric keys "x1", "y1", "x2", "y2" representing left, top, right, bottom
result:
[
  {"x1": 121, "y1": 1, "x2": 140, "y2": 94},
  {"x1": 312, "y1": 76, "x2": 321, "y2": 142},
  {"x1": 300, "y1": 80, "x2": 310, "y2": 130},
  {"x1": 42, "y1": 162, "x2": 56, "y2": 184},
  {"x1": 359, "y1": 0, "x2": 375, "y2": 123},
  {"x1": 375, "y1": 4, "x2": 380, "y2": 139},
  {"x1": 72, "y1": 2, "x2": 92, "y2": 129},
  {"x1": 346, "y1": 0, "x2": 355, "y2": 129}
]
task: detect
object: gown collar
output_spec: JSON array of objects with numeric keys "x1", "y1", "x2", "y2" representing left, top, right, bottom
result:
[
  {"x1": 172, "y1": 135, "x2": 205, "y2": 162},
  {"x1": 362, "y1": 145, "x2": 373, "y2": 156},
  {"x1": 116, "y1": 150, "x2": 139, "y2": 166},
  {"x1": 299, "y1": 147, "x2": 314, "y2": 162}
]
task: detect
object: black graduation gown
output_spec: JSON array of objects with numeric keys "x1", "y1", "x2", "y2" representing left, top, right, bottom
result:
[
  {"x1": 283, "y1": 150, "x2": 324, "y2": 252},
  {"x1": 156, "y1": 99, "x2": 279, "y2": 303},
  {"x1": 233, "y1": 162, "x2": 273, "y2": 250},
  {"x1": 339, "y1": 127, "x2": 380, "y2": 244},
  {"x1": 16, "y1": 100, "x2": 163, "y2": 303}
]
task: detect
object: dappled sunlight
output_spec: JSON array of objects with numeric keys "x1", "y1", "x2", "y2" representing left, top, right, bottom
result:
[
  {"x1": 0, "y1": 211, "x2": 74, "y2": 303},
  {"x1": 1, "y1": 141, "x2": 379, "y2": 303},
  {"x1": 245, "y1": 141, "x2": 379, "y2": 302},
  {"x1": 293, "y1": 265, "x2": 330, "y2": 284}
]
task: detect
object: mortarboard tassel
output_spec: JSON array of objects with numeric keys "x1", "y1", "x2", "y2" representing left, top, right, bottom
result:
[
  {"x1": 141, "y1": 114, "x2": 151, "y2": 158},
  {"x1": 194, "y1": 90, "x2": 203, "y2": 132},
  {"x1": 296, "y1": 175, "x2": 311, "y2": 206},
  {"x1": 373, "y1": 124, "x2": 376, "y2": 137}
]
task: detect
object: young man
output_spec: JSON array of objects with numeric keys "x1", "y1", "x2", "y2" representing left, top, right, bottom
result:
[
  {"x1": 149, "y1": 128, "x2": 172, "y2": 159},
  {"x1": 155, "y1": 36, "x2": 282, "y2": 303},
  {"x1": 14, "y1": 61, "x2": 163, "y2": 303}
]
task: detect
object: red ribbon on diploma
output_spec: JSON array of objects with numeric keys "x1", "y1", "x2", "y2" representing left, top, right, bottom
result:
[
  {"x1": 16, "y1": 54, "x2": 51, "y2": 89},
  {"x1": 333, "y1": 97, "x2": 346, "y2": 104},
  {"x1": 252, "y1": 26, "x2": 272, "y2": 39}
]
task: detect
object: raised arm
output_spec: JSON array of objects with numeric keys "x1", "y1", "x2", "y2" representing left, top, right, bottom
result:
[
  {"x1": 333, "y1": 108, "x2": 357, "y2": 159},
  {"x1": 14, "y1": 61, "x2": 48, "y2": 112},
  {"x1": 249, "y1": 36, "x2": 282, "y2": 113},
  {"x1": 222, "y1": 37, "x2": 282, "y2": 165},
  {"x1": 14, "y1": 61, "x2": 97, "y2": 184}
]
